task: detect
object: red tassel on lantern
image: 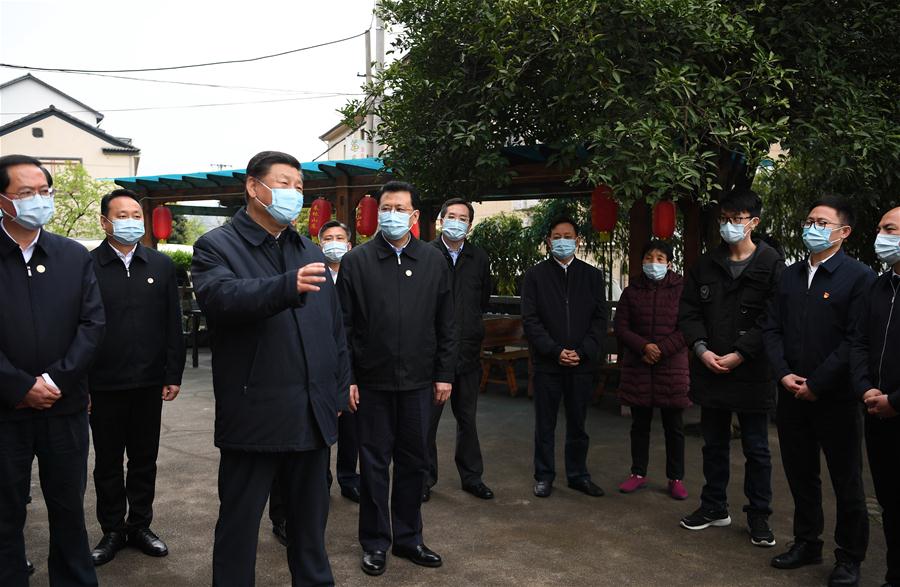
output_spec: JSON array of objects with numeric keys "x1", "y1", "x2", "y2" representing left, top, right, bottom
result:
[
  {"x1": 355, "y1": 195, "x2": 377, "y2": 237},
  {"x1": 591, "y1": 185, "x2": 617, "y2": 233},
  {"x1": 652, "y1": 200, "x2": 676, "y2": 239},
  {"x1": 152, "y1": 206, "x2": 172, "y2": 241},
  {"x1": 308, "y1": 197, "x2": 333, "y2": 238}
]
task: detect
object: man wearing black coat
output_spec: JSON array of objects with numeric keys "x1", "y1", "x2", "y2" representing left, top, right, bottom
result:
[
  {"x1": 764, "y1": 196, "x2": 873, "y2": 586},
  {"x1": 851, "y1": 206, "x2": 900, "y2": 587},
  {"x1": 522, "y1": 216, "x2": 608, "y2": 499},
  {"x1": 88, "y1": 189, "x2": 186, "y2": 566},
  {"x1": 192, "y1": 151, "x2": 350, "y2": 586},
  {"x1": 337, "y1": 181, "x2": 456, "y2": 577},
  {"x1": 0, "y1": 154, "x2": 105, "y2": 587},
  {"x1": 678, "y1": 189, "x2": 784, "y2": 548},
  {"x1": 425, "y1": 197, "x2": 494, "y2": 501}
]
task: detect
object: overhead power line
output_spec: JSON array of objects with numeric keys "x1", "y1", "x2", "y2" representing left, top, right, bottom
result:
[
  {"x1": 22, "y1": 70, "x2": 365, "y2": 95},
  {"x1": 4, "y1": 93, "x2": 362, "y2": 115},
  {"x1": 0, "y1": 29, "x2": 368, "y2": 74}
]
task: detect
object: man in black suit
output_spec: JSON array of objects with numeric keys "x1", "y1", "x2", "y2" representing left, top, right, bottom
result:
[
  {"x1": 192, "y1": 151, "x2": 351, "y2": 586},
  {"x1": 0, "y1": 154, "x2": 105, "y2": 587},
  {"x1": 88, "y1": 189, "x2": 186, "y2": 566},
  {"x1": 764, "y1": 196, "x2": 873, "y2": 586},
  {"x1": 337, "y1": 181, "x2": 456, "y2": 576},
  {"x1": 522, "y1": 216, "x2": 607, "y2": 499},
  {"x1": 425, "y1": 198, "x2": 494, "y2": 501}
]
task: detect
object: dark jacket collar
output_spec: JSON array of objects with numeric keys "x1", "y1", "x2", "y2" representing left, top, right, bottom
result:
[
  {"x1": 232, "y1": 207, "x2": 303, "y2": 249},
  {"x1": 375, "y1": 231, "x2": 422, "y2": 260},
  {"x1": 0, "y1": 220, "x2": 60, "y2": 258},
  {"x1": 710, "y1": 239, "x2": 779, "y2": 274},
  {"x1": 806, "y1": 248, "x2": 847, "y2": 276},
  {"x1": 95, "y1": 238, "x2": 148, "y2": 266},
  {"x1": 431, "y1": 236, "x2": 472, "y2": 260}
]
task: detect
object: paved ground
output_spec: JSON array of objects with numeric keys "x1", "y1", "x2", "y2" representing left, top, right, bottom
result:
[{"x1": 24, "y1": 352, "x2": 889, "y2": 586}]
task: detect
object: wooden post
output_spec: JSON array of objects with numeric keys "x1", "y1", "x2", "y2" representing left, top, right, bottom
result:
[
  {"x1": 334, "y1": 173, "x2": 353, "y2": 241},
  {"x1": 679, "y1": 198, "x2": 701, "y2": 270},
  {"x1": 419, "y1": 203, "x2": 438, "y2": 242},
  {"x1": 628, "y1": 199, "x2": 650, "y2": 279},
  {"x1": 140, "y1": 197, "x2": 156, "y2": 249}
]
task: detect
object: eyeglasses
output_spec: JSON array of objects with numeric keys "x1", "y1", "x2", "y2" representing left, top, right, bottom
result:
[
  {"x1": 2, "y1": 187, "x2": 55, "y2": 199},
  {"x1": 718, "y1": 215, "x2": 752, "y2": 225},
  {"x1": 801, "y1": 220, "x2": 843, "y2": 229}
]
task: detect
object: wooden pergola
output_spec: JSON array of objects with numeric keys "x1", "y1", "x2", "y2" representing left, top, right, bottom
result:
[{"x1": 114, "y1": 150, "x2": 709, "y2": 276}]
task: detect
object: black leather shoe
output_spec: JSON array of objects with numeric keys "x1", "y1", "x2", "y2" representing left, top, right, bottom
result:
[
  {"x1": 392, "y1": 544, "x2": 442, "y2": 568},
  {"x1": 533, "y1": 480, "x2": 553, "y2": 498},
  {"x1": 771, "y1": 541, "x2": 823, "y2": 569},
  {"x1": 341, "y1": 485, "x2": 361, "y2": 503},
  {"x1": 128, "y1": 528, "x2": 168, "y2": 557},
  {"x1": 463, "y1": 482, "x2": 495, "y2": 500},
  {"x1": 361, "y1": 550, "x2": 386, "y2": 576},
  {"x1": 26, "y1": 559, "x2": 34, "y2": 575},
  {"x1": 92, "y1": 531, "x2": 128, "y2": 566},
  {"x1": 828, "y1": 560, "x2": 861, "y2": 587},
  {"x1": 568, "y1": 478, "x2": 605, "y2": 497},
  {"x1": 272, "y1": 520, "x2": 288, "y2": 547},
  {"x1": 422, "y1": 485, "x2": 431, "y2": 502}
]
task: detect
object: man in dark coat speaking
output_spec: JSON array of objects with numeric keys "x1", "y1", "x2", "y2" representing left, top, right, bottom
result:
[
  {"x1": 192, "y1": 151, "x2": 351, "y2": 586},
  {"x1": 338, "y1": 180, "x2": 456, "y2": 577}
]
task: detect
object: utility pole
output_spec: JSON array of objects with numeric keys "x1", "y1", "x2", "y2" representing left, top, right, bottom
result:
[
  {"x1": 372, "y1": 0, "x2": 384, "y2": 159},
  {"x1": 365, "y1": 28, "x2": 374, "y2": 159}
]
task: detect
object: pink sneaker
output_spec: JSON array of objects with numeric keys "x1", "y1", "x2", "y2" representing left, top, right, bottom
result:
[
  {"x1": 618, "y1": 474, "x2": 647, "y2": 493},
  {"x1": 668, "y1": 479, "x2": 688, "y2": 500}
]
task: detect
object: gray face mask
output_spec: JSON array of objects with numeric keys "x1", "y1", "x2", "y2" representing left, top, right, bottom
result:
[{"x1": 720, "y1": 222, "x2": 748, "y2": 244}]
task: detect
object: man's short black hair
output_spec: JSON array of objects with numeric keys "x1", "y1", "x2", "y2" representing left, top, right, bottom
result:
[
  {"x1": 547, "y1": 215, "x2": 579, "y2": 237},
  {"x1": 641, "y1": 239, "x2": 674, "y2": 262},
  {"x1": 720, "y1": 188, "x2": 762, "y2": 218},
  {"x1": 318, "y1": 219, "x2": 351, "y2": 240},
  {"x1": 246, "y1": 150, "x2": 302, "y2": 180},
  {"x1": 0, "y1": 154, "x2": 52, "y2": 193},
  {"x1": 439, "y1": 197, "x2": 475, "y2": 222},
  {"x1": 101, "y1": 188, "x2": 141, "y2": 217},
  {"x1": 377, "y1": 180, "x2": 419, "y2": 209},
  {"x1": 809, "y1": 194, "x2": 856, "y2": 227}
]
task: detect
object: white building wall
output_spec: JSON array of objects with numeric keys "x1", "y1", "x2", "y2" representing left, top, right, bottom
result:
[{"x1": 0, "y1": 78, "x2": 100, "y2": 126}]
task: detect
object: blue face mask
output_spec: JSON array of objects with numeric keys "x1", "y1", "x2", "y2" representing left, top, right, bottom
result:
[
  {"x1": 379, "y1": 210, "x2": 412, "y2": 241},
  {"x1": 322, "y1": 240, "x2": 348, "y2": 263},
  {"x1": 875, "y1": 234, "x2": 900, "y2": 265},
  {"x1": 254, "y1": 179, "x2": 303, "y2": 225},
  {"x1": 642, "y1": 263, "x2": 668, "y2": 281},
  {"x1": 1, "y1": 193, "x2": 55, "y2": 230},
  {"x1": 550, "y1": 238, "x2": 577, "y2": 260},
  {"x1": 802, "y1": 225, "x2": 840, "y2": 254},
  {"x1": 442, "y1": 218, "x2": 468, "y2": 241},
  {"x1": 719, "y1": 222, "x2": 748, "y2": 245},
  {"x1": 109, "y1": 217, "x2": 145, "y2": 245}
]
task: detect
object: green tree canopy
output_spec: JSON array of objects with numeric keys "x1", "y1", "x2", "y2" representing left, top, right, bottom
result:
[
  {"x1": 45, "y1": 164, "x2": 113, "y2": 239},
  {"x1": 346, "y1": 0, "x2": 899, "y2": 265}
]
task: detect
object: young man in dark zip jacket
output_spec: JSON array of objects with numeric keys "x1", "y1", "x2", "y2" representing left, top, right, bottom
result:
[
  {"x1": 851, "y1": 206, "x2": 900, "y2": 587},
  {"x1": 522, "y1": 216, "x2": 608, "y2": 499},
  {"x1": 678, "y1": 189, "x2": 785, "y2": 548}
]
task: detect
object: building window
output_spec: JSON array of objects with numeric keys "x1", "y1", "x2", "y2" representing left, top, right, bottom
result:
[{"x1": 32, "y1": 127, "x2": 44, "y2": 138}]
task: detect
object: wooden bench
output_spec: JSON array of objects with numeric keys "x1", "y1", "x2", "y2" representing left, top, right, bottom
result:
[{"x1": 480, "y1": 316, "x2": 533, "y2": 397}]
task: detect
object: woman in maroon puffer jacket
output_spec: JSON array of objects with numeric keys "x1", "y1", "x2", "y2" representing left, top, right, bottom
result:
[{"x1": 614, "y1": 240, "x2": 690, "y2": 500}]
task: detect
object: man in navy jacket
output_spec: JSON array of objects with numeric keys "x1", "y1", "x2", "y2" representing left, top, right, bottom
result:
[
  {"x1": 88, "y1": 189, "x2": 186, "y2": 566},
  {"x1": 851, "y1": 206, "x2": 900, "y2": 587},
  {"x1": 764, "y1": 196, "x2": 874, "y2": 586},
  {"x1": 0, "y1": 154, "x2": 105, "y2": 586},
  {"x1": 522, "y1": 216, "x2": 608, "y2": 499},
  {"x1": 192, "y1": 151, "x2": 350, "y2": 586}
]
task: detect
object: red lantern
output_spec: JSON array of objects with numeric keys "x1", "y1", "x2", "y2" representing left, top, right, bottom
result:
[
  {"x1": 652, "y1": 200, "x2": 676, "y2": 239},
  {"x1": 591, "y1": 185, "x2": 617, "y2": 233},
  {"x1": 410, "y1": 220, "x2": 420, "y2": 239},
  {"x1": 152, "y1": 206, "x2": 172, "y2": 241},
  {"x1": 308, "y1": 197, "x2": 333, "y2": 238},
  {"x1": 355, "y1": 195, "x2": 377, "y2": 237}
]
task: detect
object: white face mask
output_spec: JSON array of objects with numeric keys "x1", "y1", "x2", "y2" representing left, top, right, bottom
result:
[
  {"x1": 322, "y1": 240, "x2": 348, "y2": 263},
  {"x1": 875, "y1": 234, "x2": 900, "y2": 265},
  {"x1": 720, "y1": 222, "x2": 748, "y2": 244}
]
